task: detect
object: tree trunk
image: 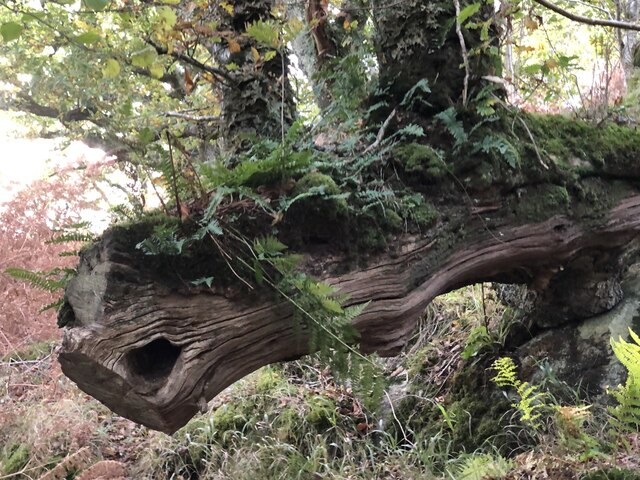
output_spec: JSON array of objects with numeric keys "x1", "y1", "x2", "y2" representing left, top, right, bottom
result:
[
  {"x1": 214, "y1": 0, "x2": 295, "y2": 151},
  {"x1": 372, "y1": 0, "x2": 500, "y2": 111},
  {"x1": 58, "y1": 181, "x2": 640, "y2": 432}
]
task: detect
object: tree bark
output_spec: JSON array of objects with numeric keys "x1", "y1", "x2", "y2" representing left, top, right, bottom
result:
[
  {"x1": 212, "y1": 0, "x2": 295, "y2": 151},
  {"x1": 372, "y1": 0, "x2": 500, "y2": 111},
  {"x1": 58, "y1": 189, "x2": 640, "y2": 433}
]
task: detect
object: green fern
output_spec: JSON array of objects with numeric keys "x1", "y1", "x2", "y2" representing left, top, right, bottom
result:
[
  {"x1": 5, "y1": 268, "x2": 67, "y2": 293},
  {"x1": 5, "y1": 267, "x2": 75, "y2": 312},
  {"x1": 491, "y1": 357, "x2": 546, "y2": 428},
  {"x1": 450, "y1": 453, "x2": 513, "y2": 480},
  {"x1": 435, "y1": 107, "x2": 468, "y2": 148},
  {"x1": 45, "y1": 232, "x2": 94, "y2": 244},
  {"x1": 609, "y1": 328, "x2": 640, "y2": 432},
  {"x1": 474, "y1": 134, "x2": 520, "y2": 169}
]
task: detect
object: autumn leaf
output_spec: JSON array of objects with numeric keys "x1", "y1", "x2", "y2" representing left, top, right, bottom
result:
[{"x1": 228, "y1": 38, "x2": 241, "y2": 54}]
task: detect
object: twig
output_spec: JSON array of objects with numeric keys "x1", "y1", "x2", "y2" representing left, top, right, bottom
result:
[
  {"x1": 481, "y1": 282, "x2": 489, "y2": 331},
  {"x1": 207, "y1": 233, "x2": 254, "y2": 290},
  {"x1": 166, "y1": 132, "x2": 182, "y2": 220},
  {"x1": 385, "y1": 390, "x2": 413, "y2": 448},
  {"x1": 533, "y1": 0, "x2": 640, "y2": 31},
  {"x1": 163, "y1": 111, "x2": 220, "y2": 122},
  {"x1": 364, "y1": 108, "x2": 397, "y2": 154},
  {"x1": 492, "y1": 93, "x2": 549, "y2": 170},
  {"x1": 281, "y1": 50, "x2": 286, "y2": 145},
  {"x1": 141, "y1": 165, "x2": 170, "y2": 215},
  {"x1": 452, "y1": 0, "x2": 470, "y2": 107},
  {"x1": 516, "y1": 114, "x2": 549, "y2": 170},
  {"x1": 167, "y1": 135, "x2": 206, "y2": 196},
  {"x1": 147, "y1": 39, "x2": 234, "y2": 83}
]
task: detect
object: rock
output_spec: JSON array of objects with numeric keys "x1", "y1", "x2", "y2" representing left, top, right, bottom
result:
[{"x1": 516, "y1": 264, "x2": 640, "y2": 397}]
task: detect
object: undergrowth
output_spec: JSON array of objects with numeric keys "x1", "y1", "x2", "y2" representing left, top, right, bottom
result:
[{"x1": 3, "y1": 284, "x2": 640, "y2": 479}]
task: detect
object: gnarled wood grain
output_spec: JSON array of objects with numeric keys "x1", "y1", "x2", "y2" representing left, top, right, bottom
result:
[{"x1": 59, "y1": 195, "x2": 640, "y2": 433}]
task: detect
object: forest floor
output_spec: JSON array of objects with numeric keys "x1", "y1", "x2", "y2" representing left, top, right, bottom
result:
[{"x1": 1, "y1": 285, "x2": 640, "y2": 480}]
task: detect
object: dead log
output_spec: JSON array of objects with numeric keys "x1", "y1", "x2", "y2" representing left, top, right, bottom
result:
[{"x1": 58, "y1": 193, "x2": 640, "y2": 433}]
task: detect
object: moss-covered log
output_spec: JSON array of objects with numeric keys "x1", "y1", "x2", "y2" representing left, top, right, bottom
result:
[{"x1": 58, "y1": 166, "x2": 640, "y2": 432}]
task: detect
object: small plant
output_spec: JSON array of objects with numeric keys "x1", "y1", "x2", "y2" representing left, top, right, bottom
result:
[
  {"x1": 490, "y1": 357, "x2": 546, "y2": 429},
  {"x1": 608, "y1": 328, "x2": 640, "y2": 433}
]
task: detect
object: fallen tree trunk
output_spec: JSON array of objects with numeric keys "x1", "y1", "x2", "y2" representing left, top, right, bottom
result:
[{"x1": 58, "y1": 191, "x2": 640, "y2": 433}]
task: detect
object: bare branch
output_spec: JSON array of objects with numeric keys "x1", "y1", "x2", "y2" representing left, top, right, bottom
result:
[
  {"x1": 453, "y1": 0, "x2": 470, "y2": 107},
  {"x1": 364, "y1": 108, "x2": 397, "y2": 154},
  {"x1": 147, "y1": 39, "x2": 234, "y2": 84},
  {"x1": 163, "y1": 111, "x2": 220, "y2": 122},
  {"x1": 533, "y1": 0, "x2": 640, "y2": 31},
  {"x1": 2, "y1": 91, "x2": 95, "y2": 123}
]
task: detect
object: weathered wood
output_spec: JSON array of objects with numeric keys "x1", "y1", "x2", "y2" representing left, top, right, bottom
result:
[{"x1": 59, "y1": 194, "x2": 640, "y2": 433}]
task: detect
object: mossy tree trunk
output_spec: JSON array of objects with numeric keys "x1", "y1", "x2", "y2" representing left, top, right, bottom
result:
[
  {"x1": 214, "y1": 0, "x2": 295, "y2": 151},
  {"x1": 373, "y1": 0, "x2": 500, "y2": 111}
]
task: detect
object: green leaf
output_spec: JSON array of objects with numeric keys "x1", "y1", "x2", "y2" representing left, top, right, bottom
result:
[
  {"x1": 102, "y1": 58, "x2": 121, "y2": 78},
  {"x1": 131, "y1": 47, "x2": 157, "y2": 68},
  {"x1": 321, "y1": 298, "x2": 344, "y2": 315},
  {"x1": 149, "y1": 61, "x2": 164, "y2": 79},
  {"x1": 21, "y1": 12, "x2": 45, "y2": 23},
  {"x1": 206, "y1": 219, "x2": 223, "y2": 235},
  {"x1": 1, "y1": 22, "x2": 24, "y2": 42},
  {"x1": 263, "y1": 50, "x2": 277, "y2": 62},
  {"x1": 191, "y1": 277, "x2": 214, "y2": 287},
  {"x1": 253, "y1": 260, "x2": 264, "y2": 285},
  {"x1": 457, "y1": 3, "x2": 481, "y2": 24},
  {"x1": 138, "y1": 127, "x2": 155, "y2": 146},
  {"x1": 84, "y1": 0, "x2": 109, "y2": 12},
  {"x1": 155, "y1": 6, "x2": 177, "y2": 30},
  {"x1": 306, "y1": 281, "x2": 336, "y2": 298},
  {"x1": 76, "y1": 31, "x2": 101, "y2": 44}
]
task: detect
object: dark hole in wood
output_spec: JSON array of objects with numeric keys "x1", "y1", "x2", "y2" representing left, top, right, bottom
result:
[{"x1": 126, "y1": 338, "x2": 181, "y2": 383}]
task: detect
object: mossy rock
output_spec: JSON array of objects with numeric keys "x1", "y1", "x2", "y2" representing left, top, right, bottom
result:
[
  {"x1": 291, "y1": 172, "x2": 348, "y2": 216},
  {"x1": 395, "y1": 142, "x2": 447, "y2": 182},
  {"x1": 390, "y1": 361, "x2": 514, "y2": 454},
  {"x1": 512, "y1": 184, "x2": 570, "y2": 221},
  {"x1": 524, "y1": 113, "x2": 640, "y2": 178}
]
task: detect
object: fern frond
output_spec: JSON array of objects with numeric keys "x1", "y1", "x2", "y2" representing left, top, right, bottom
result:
[
  {"x1": 5, "y1": 268, "x2": 66, "y2": 293},
  {"x1": 46, "y1": 232, "x2": 94, "y2": 244},
  {"x1": 609, "y1": 329, "x2": 640, "y2": 433},
  {"x1": 491, "y1": 357, "x2": 520, "y2": 388},
  {"x1": 435, "y1": 107, "x2": 468, "y2": 148},
  {"x1": 40, "y1": 298, "x2": 65, "y2": 313}
]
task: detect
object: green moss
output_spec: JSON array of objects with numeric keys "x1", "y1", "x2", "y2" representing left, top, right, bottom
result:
[
  {"x1": 355, "y1": 222, "x2": 388, "y2": 250},
  {"x1": 411, "y1": 202, "x2": 438, "y2": 227},
  {"x1": 381, "y1": 209, "x2": 403, "y2": 231},
  {"x1": 524, "y1": 113, "x2": 640, "y2": 176},
  {"x1": 292, "y1": 172, "x2": 348, "y2": 215},
  {"x1": 255, "y1": 367, "x2": 287, "y2": 393},
  {"x1": 1, "y1": 443, "x2": 30, "y2": 475},
  {"x1": 390, "y1": 361, "x2": 513, "y2": 455},
  {"x1": 395, "y1": 142, "x2": 447, "y2": 181},
  {"x1": 305, "y1": 395, "x2": 337, "y2": 427},
  {"x1": 513, "y1": 184, "x2": 570, "y2": 221}
]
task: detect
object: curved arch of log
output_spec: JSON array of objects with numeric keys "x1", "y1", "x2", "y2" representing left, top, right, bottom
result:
[{"x1": 58, "y1": 195, "x2": 640, "y2": 433}]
